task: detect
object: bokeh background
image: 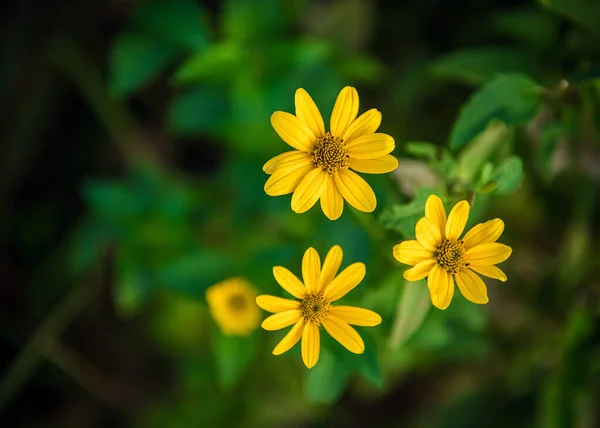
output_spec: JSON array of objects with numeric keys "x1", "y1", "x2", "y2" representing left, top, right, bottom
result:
[{"x1": 2, "y1": 0, "x2": 600, "y2": 427}]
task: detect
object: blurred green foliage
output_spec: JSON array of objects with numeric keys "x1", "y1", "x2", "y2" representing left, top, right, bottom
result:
[{"x1": 3, "y1": 0, "x2": 600, "y2": 427}]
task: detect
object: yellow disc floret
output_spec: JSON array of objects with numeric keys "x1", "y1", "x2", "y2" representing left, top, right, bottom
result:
[
  {"x1": 300, "y1": 293, "x2": 331, "y2": 324},
  {"x1": 312, "y1": 132, "x2": 348, "y2": 174},
  {"x1": 435, "y1": 239, "x2": 466, "y2": 274}
]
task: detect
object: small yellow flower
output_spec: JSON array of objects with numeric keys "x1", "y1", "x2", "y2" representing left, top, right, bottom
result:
[
  {"x1": 264, "y1": 87, "x2": 398, "y2": 220},
  {"x1": 256, "y1": 246, "x2": 382, "y2": 369},
  {"x1": 393, "y1": 195, "x2": 512, "y2": 310},
  {"x1": 206, "y1": 277, "x2": 260, "y2": 336}
]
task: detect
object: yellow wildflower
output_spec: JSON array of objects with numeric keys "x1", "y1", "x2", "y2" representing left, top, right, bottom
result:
[
  {"x1": 206, "y1": 277, "x2": 260, "y2": 336},
  {"x1": 256, "y1": 246, "x2": 381, "y2": 368},
  {"x1": 393, "y1": 194, "x2": 512, "y2": 310},
  {"x1": 264, "y1": 87, "x2": 398, "y2": 220}
]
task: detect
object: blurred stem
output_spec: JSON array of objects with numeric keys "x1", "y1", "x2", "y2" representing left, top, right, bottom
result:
[
  {"x1": 47, "y1": 38, "x2": 159, "y2": 167},
  {"x1": 0, "y1": 280, "x2": 100, "y2": 411},
  {"x1": 468, "y1": 190, "x2": 476, "y2": 207},
  {"x1": 557, "y1": 177, "x2": 595, "y2": 287},
  {"x1": 41, "y1": 341, "x2": 131, "y2": 409}
]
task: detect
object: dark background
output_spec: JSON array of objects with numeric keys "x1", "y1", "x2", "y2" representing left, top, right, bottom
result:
[{"x1": 2, "y1": 0, "x2": 600, "y2": 427}]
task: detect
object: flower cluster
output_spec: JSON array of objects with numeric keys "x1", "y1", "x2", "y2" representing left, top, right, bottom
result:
[{"x1": 207, "y1": 87, "x2": 512, "y2": 369}]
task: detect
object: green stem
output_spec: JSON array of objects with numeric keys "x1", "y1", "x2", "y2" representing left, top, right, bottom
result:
[{"x1": 468, "y1": 190, "x2": 477, "y2": 207}]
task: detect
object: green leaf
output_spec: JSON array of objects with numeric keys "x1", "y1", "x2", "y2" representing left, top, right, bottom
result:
[
  {"x1": 155, "y1": 250, "x2": 231, "y2": 297},
  {"x1": 223, "y1": 0, "x2": 288, "y2": 41},
  {"x1": 82, "y1": 179, "x2": 151, "y2": 222},
  {"x1": 173, "y1": 42, "x2": 243, "y2": 84},
  {"x1": 440, "y1": 150, "x2": 459, "y2": 181},
  {"x1": 68, "y1": 219, "x2": 113, "y2": 275},
  {"x1": 491, "y1": 156, "x2": 525, "y2": 194},
  {"x1": 478, "y1": 181, "x2": 498, "y2": 193},
  {"x1": 355, "y1": 335, "x2": 384, "y2": 389},
  {"x1": 476, "y1": 162, "x2": 495, "y2": 192},
  {"x1": 449, "y1": 74, "x2": 543, "y2": 150},
  {"x1": 213, "y1": 332, "x2": 257, "y2": 390},
  {"x1": 431, "y1": 47, "x2": 542, "y2": 86},
  {"x1": 133, "y1": 0, "x2": 209, "y2": 51},
  {"x1": 335, "y1": 55, "x2": 383, "y2": 83},
  {"x1": 168, "y1": 87, "x2": 230, "y2": 135},
  {"x1": 539, "y1": 0, "x2": 600, "y2": 38},
  {"x1": 380, "y1": 188, "x2": 438, "y2": 237},
  {"x1": 404, "y1": 141, "x2": 438, "y2": 162},
  {"x1": 455, "y1": 122, "x2": 513, "y2": 187},
  {"x1": 114, "y1": 251, "x2": 149, "y2": 318},
  {"x1": 362, "y1": 270, "x2": 403, "y2": 320},
  {"x1": 109, "y1": 32, "x2": 180, "y2": 96},
  {"x1": 389, "y1": 280, "x2": 432, "y2": 349},
  {"x1": 305, "y1": 348, "x2": 349, "y2": 403},
  {"x1": 271, "y1": 40, "x2": 332, "y2": 70},
  {"x1": 322, "y1": 333, "x2": 384, "y2": 390}
]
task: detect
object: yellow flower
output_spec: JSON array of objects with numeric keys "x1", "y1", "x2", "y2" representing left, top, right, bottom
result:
[
  {"x1": 256, "y1": 246, "x2": 382, "y2": 369},
  {"x1": 393, "y1": 195, "x2": 512, "y2": 310},
  {"x1": 206, "y1": 277, "x2": 260, "y2": 336},
  {"x1": 264, "y1": 87, "x2": 398, "y2": 220}
]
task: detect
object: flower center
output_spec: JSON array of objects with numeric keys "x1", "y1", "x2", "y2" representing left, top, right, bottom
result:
[
  {"x1": 435, "y1": 239, "x2": 466, "y2": 274},
  {"x1": 228, "y1": 294, "x2": 247, "y2": 311},
  {"x1": 312, "y1": 132, "x2": 348, "y2": 174},
  {"x1": 300, "y1": 293, "x2": 330, "y2": 324}
]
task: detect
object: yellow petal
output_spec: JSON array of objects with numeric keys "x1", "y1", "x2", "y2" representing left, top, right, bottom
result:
[
  {"x1": 301, "y1": 322, "x2": 320, "y2": 368},
  {"x1": 393, "y1": 240, "x2": 434, "y2": 265},
  {"x1": 302, "y1": 247, "x2": 321, "y2": 295},
  {"x1": 263, "y1": 150, "x2": 310, "y2": 174},
  {"x1": 330, "y1": 86, "x2": 359, "y2": 138},
  {"x1": 323, "y1": 262, "x2": 366, "y2": 302},
  {"x1": 415, "y1": 217, "x2": 442, "y2": 251},
  {"x1": 425, "y1": 194, "x2": 447, "y2": 238},
  {"x1": 468, "y1": 264, "x2": 507, "y2": 282},
  {"x1": 445, "y1": 200, "x2": 470, "y2": 240},
  {"x1": 462, "y1": 219, "x2": 505, "y2": 249},
  {"x1": 273, "y1": 266, "x2": 307, "y2": 299},
  {"x1": 291, "y1": 168, "x2": 328, "y2": 213},
  {"x1": 322, "y1": 316, "x2": 365, "y2": 354},
  {"x1": 342, "y1": 108, "x2": 381, "y2": 143},
  {"x1": 271, "y1": 111, "x2": 318, "y2": 152},
  {"x1": 465, "y1": 243, "x2": 512, "y2": 266},
  {"x1": 403, "y1": 259, "x2": 436, "y2": 281},
  {"x1": 329, "y1": 306, "x2": 381, "y2": 326},
  {"x1": 264, "y1": 163, "x2": 314, "y2": 196},
  {"x1": 334, "y1": 169, "x2": 376, "y2": 212},
  {"x1": 320, "y1": 175, "x2": 344, "y2": 220},
  {"x1": 256, "y1": 295, "x2": 301, "y2": 313},
  {"x1": 261, "y1": 310, "x2": 302, "y2": 331},
  {"x1": 456, "y1": 269, "x2": 489, "y2": 304},
  {"x1": 295, "y1": 88, "x2": 325, "y2": 139},
  {"x1": 427, "y1": 265, "x2": 454, "y2": 310},
  {"x1": 273, "y1": 319, "x2": 305, "y2": 355},
  {"x1": 318, "y1": 245, "x2": 343, "y2": 293},
  {"x1": 347, "y1": 155, "x2": 398, "y2": 174},
  {"x1": 345, "y1": 133, "x2": 395, "y2": 159}
]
